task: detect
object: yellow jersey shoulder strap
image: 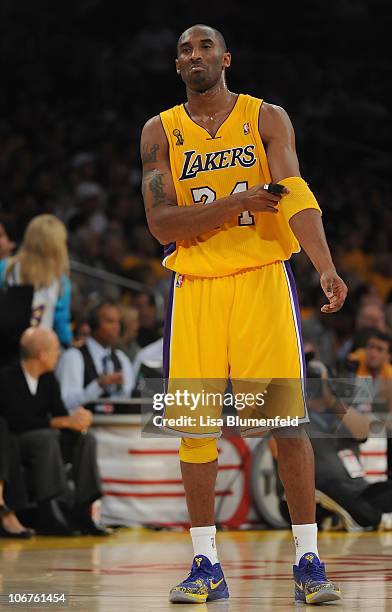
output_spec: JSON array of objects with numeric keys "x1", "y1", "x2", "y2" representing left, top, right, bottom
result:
[
  {"x1": 160, "y1": 104, "x2": 185, "y2": 148},
  {"x1": 240, "y1": 94, "x2": 272, "y2": 183}
]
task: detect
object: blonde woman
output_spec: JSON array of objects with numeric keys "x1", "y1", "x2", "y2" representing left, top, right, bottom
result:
[{"x1": 0, "y1": 214, "x2": 73, "y2": 346}]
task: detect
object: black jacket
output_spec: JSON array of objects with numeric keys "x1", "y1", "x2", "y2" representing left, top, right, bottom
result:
[{"x1": 0, "y1": 363, "x2": 68, "y2": 434}]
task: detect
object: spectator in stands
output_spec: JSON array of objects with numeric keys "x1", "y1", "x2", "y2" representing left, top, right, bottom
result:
[
  {"x1": 117, "y1": 221, "x2": 164, "y2": 290},
  {"x1": 280, "y1": 352, "x2": 392, "y2": 531},
  {"x1": 338, "y1": 329, "x2": 392, "y2": 482},
  {"x1": 133, "y1": 291, "x2": 162, "y2": 348},
  {"x1": 0, "y1": 216, "x2": 16, "y2": 260},
  {"x1": 68, "y1": 182, "x2": 108, "y2": 235},
  {"x1": 0, "y1": 327, "x2": 111, "y2": 536},
  {"x1": 72, "y1": 318, "x2": 91, "y2": 348},
  {"x1": 70, "y1": 152, "x2": 97, "y2": 185},
  {"x1": 357, "y1": 304, "x2": 388, "y2": 334},
  {"x1": 68, "y1": 224, "x2": 121, "y2": 302},
  {"x1": 102, "y1": 227, "x2": 128, "y2": 275},
  {"x1": 370, "y1": 253, "x2": 392, "y2": 302},
  {"x1": 118, "y1": 305, "x2": 140, "y2": 362},
  {"x1": 345, "y1": 330, "x2": 392, "y2": 438},
  {"x1": 56, "y1": 300, "x2": 135, "y2": 413},
  {"x1": 347, "y1": 330, "x2": 392, "y2": 379},
  {"x1": 337, "y1": 303, "x2": 388, "y2": 361},
  {"x1": 0, "y1": 416, "x2": 34, "y2": 538},
  {"x1": 0, "y1": 5, "x2": 390, "y2": 392},
  {"x1": 0, "y1": 214, "x2": 73, "y2": 347}
]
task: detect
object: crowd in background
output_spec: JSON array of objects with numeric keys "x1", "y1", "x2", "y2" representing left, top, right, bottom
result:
[
  {"x1": 0, "y1": 0, "x2": 391, "y2": 366},
  {"x1": 0, "y1": 0, "x2": 391, "y2": 536}
]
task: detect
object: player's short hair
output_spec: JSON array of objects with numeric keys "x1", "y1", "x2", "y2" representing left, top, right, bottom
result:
[{"x1": 177, "y1": 24, "x2": 227, "y2": 54}]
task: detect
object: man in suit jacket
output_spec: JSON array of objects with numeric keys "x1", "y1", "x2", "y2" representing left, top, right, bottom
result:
[
  {"x1": 0, "y1": 327, "x2": 111, "y2": 536},
  {"x1": 56, "y1": 300, "x2": 135, "y2": 413}
]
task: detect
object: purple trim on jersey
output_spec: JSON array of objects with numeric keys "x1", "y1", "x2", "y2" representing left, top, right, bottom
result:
[
  {"x1": 163, "y1": 273, "x2": 175, "y2": 386},
  {"x1": 283, "y1": 260, "x2": 307, "y2": 379},
  {"x1": 163, "y1": 241, "x2": 176, "y2": 258}
]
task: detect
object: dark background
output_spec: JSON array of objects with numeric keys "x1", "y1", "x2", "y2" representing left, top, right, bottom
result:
[{"x1": 1, "y1": 0, "x2": 391, "y2": 175}]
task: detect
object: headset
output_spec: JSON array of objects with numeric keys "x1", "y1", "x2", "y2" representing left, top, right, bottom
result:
[{"x1": 88, "y1": 299, "x2": 118, "y2": 332}]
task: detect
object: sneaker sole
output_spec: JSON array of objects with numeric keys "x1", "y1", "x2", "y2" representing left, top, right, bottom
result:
[
  {"x1": 169, "y1": 587, "x2": 229, "y2": 604},
  {"x1": 169, "y1": 590, "x2": 207, "y2": 604},
  {"x1": 306, "y1": 588, "x2": 342, "y2": 604}
]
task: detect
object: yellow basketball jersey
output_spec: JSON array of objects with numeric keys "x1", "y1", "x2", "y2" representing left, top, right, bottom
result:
[{"x1": 160, "y1": 94, "x2": 301, "y2": 277}]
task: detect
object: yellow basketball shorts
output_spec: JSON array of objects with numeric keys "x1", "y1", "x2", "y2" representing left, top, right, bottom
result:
[{"x1": 162, "y1": 261, "x2": 308, "y2": 437}]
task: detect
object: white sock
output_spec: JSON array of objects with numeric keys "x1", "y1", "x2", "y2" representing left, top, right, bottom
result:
[
  {"x1": 292, "y1": 523, "x2": 319, "y2": 565},
  {"x1": 190, "y1": 525, "x2": 219, "y2": 565}
]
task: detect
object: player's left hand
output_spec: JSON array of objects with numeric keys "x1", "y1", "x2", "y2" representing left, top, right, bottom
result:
[{"x1": 320, "y1": 269, "x2": 348, "y2": 313}]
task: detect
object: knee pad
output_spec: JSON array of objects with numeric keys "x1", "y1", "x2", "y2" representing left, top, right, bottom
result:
[{"x1": 179, "y1": 437, "x2": 218, "y2": 463}]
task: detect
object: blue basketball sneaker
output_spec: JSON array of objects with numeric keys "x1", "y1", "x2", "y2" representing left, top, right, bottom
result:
[
  {"x1": 169, "y1": 555, "x2": 229, "y2": 603},
  {"x1": 293, "y1": 552, "x2": 341, "y2": 604}
]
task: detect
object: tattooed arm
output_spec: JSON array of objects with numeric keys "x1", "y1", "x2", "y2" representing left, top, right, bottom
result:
[{"x1": 140, "y1": 116, "x2": 281, "y2": 244}]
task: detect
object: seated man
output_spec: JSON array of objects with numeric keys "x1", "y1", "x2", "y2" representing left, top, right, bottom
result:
[
  {"x1": 56, "y1": 300, "x2": 135, "y2": 413},
  {"x1": 302, "y1": 353, "x2": 392, "y2": 530},
  {"x1": 0, "y1": 327, "x2": 111, "y2": 536},
  {"x1": 344, "y1": 329, "x2": 392, "y2": 405},
  {"x1": 0, "y1": 416, "x2": 34, "y2": 538},
  {"x1": 344, "y1": 329, "x2": 392, "y2": 478}
]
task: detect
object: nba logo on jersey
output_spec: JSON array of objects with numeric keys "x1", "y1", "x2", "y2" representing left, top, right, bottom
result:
[
  {"x1": 176, "y1": 274, "x2": 184, "y2": 288},
  {"x1": 243, "y1": 122, "x2": 250, "y2": 135}
]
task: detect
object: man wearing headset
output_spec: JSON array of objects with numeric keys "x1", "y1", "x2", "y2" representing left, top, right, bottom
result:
[{"x1": 56, "y1": 300, "x2": 135, "y2": 413}]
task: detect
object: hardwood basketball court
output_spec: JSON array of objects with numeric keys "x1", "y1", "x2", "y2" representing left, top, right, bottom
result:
[{"x1": 1, "y1": 528, "x2": 391, "y2": 610}]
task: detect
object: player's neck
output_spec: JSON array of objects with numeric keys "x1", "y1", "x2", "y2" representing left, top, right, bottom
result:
[{"x1": 185, "y1": 82, "x2": 236, "y2": 119}]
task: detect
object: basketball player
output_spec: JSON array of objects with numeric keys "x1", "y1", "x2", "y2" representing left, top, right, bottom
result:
[{"x1": 140, "y1": 24, "x2": 347, "y2": 605}]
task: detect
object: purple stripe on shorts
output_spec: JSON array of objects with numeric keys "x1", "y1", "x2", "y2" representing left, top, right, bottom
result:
[
  {"x1": 163, "y1": 272, "x2": 175, "y2": 385},
  {"x1": 163, "y1": 241, "x2": 176, "y2": 258},
  {"x1": 283, "y1": 260, "x2": 307, "y2": 379}
]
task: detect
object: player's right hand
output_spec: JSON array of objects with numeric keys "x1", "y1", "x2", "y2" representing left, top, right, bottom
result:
[{"x1": 234, "y1": 182, "x2": 289, "y2": 214}]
